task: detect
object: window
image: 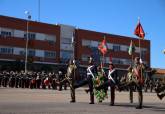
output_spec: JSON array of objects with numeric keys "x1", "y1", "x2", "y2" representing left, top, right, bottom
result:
[
  {"x1": 1, "y1": 31, "x2": 12, "y2": 37},
  {"x1": 91, "y1": 40, "x2": 99, "y2": 48},
  {"x1": 0, "y1": 47, "x2": 13, "y2": 54},
  {"x1": 82, "y1": 39, "x2": 91, "y2": 47},
  {"x1": 112, "y1": 58, "x2": 121, "y2": 64},
  {"x1": 113, "y1": 44, "x2": 120, "y2": 51},
  {"x1": 28, "y1": 50, "x2": 35, "y2": 56},
  {"x1": 61, "y1": 38, "x2": 72, "y2": 44},
  {"x1": 107, "y1": 43, "x2": 112, "y2": 49},
  {"x1": 45, "y1": 51, "x2": 56, "y2": 58},
  {"x1": 19, "y1": 51, "x2": 25, "y2": 55},
  {"x1": 24, "y1": 33, "x2": 36, "y2": 40},
  {"x1": 141, "y1": 50, "x2": 146, "y2": 60},
  {"x1": 60, "y1": 51, "x2": 72, "y2": 59},
  {"x1": 47, "y1": 40, "x2": 55, "y2": 45},
  {"x1": 81, "y1": 54, "x2": 89, "y2": 62}
]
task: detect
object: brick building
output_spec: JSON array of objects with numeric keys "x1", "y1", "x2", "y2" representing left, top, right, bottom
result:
[{"x1": 0, "y1": 15, "x2": 150, "y2": 71}]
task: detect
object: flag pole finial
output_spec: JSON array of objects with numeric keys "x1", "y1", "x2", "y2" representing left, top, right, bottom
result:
[{"x1": 138, "y1": 17, "x2": 140, "y2": 22}]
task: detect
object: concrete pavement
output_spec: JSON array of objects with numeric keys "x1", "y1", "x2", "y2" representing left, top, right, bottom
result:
[{"x1": 0, "y1": 88, "x2": 164, "y2": 114}]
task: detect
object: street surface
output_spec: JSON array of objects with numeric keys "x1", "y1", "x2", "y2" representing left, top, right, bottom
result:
[{"x1": 0, "y1": 88, "x2": 164, "y2": 114}]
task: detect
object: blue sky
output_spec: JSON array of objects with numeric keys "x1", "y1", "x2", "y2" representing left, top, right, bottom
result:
[{"x1": 0, "y1": 0, "x2": 165, "y2": 68}]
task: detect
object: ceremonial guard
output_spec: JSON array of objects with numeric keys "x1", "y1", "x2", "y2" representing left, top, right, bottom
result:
[
  {"x1": 119, "y1": 57, "x2": 145, "y2": 109},
  {"x1": 95, "y1": 62, "x2": 118, "y2": 106},
  {"x1": 66, "y1": 59, "x2": 77, "y2": 103},
  {"x1": 74, "y1": 57, "x2": 97, "y2": 104}
]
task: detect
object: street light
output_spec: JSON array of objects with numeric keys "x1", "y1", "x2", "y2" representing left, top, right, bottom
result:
[{"x1": 24, "y1": 11, "x2": 31, "y2": 74}]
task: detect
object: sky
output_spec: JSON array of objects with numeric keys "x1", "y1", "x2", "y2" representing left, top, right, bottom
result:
[{"x1": 0, "y1": 0, "x2": 165, "y2": 68}]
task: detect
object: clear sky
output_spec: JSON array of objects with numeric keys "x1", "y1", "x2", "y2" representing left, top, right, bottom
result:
[{"x1": 0, "y1": 0, "x2": 165, "y2": 68}]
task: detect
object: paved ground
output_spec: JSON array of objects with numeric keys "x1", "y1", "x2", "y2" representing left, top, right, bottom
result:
[{"x1": 0, "y1": 87, "x2": 164, "y2": 114}]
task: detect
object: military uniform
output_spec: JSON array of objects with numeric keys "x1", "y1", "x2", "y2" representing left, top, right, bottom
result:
[
  {"x1": 74, "y1": 57, "x2": 97, "y2": 104},
  {"x1": 66, "y1": 60, "x2": 77, "y2": 103},
  {"x1": 95, "y1": 62, "x2": 119, "y2": 106},
  {"x1": 118, "y1": 57, "x2": 145, "y2": 109},
  {"x1": 155, "y1": 84, "x2": 165, "y2": 100}
]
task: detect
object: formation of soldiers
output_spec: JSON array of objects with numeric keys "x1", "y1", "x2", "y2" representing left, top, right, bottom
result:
[
  {"x1": 68, "y1": 56, "x2": 165, "y2": 109},
  {"x1": 0, "y1": 56, "x2": 165, "y2": 109},
  {"x1": 0, "y1": 70, "x2": 68, "y2": 90}
]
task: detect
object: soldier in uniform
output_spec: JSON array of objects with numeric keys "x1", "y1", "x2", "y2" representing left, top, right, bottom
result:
[
  {"x1": 66, "y1": 59, "x2": 77, "y2": 102},
  {"x1": 119, "y1": 57, "x2": 145, "y2": 109},
  {"x1": 155, "y1": 84, "x2": 165, "y2": 100},
  {"x1": 95, "y1": 62, "x2": 118, "y2": 106},
  {"x1": 74, "y1": 57, "x2": 97, "y2": 104}
]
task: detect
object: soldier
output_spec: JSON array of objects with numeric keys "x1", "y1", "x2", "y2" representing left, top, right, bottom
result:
[
  {"x1": 118, "y1": 57, "x2": 145, "y2": 109},
  {"x1": 155, "y1": 84, "x2": 165, "y2": 100},
  {"x1": 74, "y1": 57, "x2": 97, "y2": 104},
  {"x1": 95, "y1": 62, "x2": 118, "y2": 106},
  {"x1": 66, "y1": 59, "x2": 77, "y2": 103}
]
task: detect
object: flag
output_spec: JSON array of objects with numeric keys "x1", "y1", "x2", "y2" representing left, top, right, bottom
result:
[
  {"x1": 128, "y1": 40, "x2": 135, "y2": 55},
  {"x1": 98, "y1": 38, "x2": 107, "y2": 55},
  {"x1": 134, "y1": 20, "x2": 145, "y2": 39}
]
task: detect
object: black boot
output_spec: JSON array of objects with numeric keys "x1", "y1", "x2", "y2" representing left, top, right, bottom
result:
[
  {"x1": 136, "y1": 105, "x2": 142, "y2": 109},
  {"x1": 157, "y1": 93, "x2": 164, "y2": 100},
  {"x1": 85, "y1": 89, "x2": 89, "y2": 94}
]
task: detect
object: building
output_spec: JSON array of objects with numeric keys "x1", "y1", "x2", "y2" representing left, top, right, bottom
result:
[
  {"x1": 152, "y1": 68, "x2": 165, "y2": 82},
  {"x1": 0, "y1": 15, "x2": 150, "y2": 71}
]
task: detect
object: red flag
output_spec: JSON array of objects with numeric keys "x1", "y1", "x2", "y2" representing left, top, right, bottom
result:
[
  {"x1": 134, "y1": 21, "x2": 145, "y2": 39},
  {"x1": 98, "y1": 38, "x2": 107, "y2": 55}
]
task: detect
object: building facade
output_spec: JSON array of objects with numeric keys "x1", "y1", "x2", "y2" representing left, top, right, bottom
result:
[{"x1": 0, "y1": 15, "x2": 150, "y2": 71}]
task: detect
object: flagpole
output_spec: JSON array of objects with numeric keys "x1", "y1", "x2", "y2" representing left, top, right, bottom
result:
[
  {"x1": 139, "y1": 38, "x2": 141, "y2": 59},
  {"x1": 72, "y1": 30, "x2": 75, "y2": 80}
]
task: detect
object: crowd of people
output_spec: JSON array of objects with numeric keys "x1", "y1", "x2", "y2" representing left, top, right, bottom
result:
[{"x1": 0, "y1": 70, "x2": 68, "y2": 90}]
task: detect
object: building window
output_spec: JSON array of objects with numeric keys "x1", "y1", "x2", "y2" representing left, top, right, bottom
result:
[
  {"x1": 112, "y1": 58, "x2": 121, "y2": 64},
  {"x1": 82, "y1": 39, "x2": 91, "y2": 47},
  {"x1": 81, "y1": 54, "x2": 89, "y2": 62},
  {"x1": 60, "y1": 51, "x2": 72, "y2": 59},
  {"x1": 61, "y1": 38, "x2": 72, "y2": 44},
  {"x1": 24, "y1": 33, "x2": 36, "y2": 40},
  {"x1": 1, "y1": 31, "x2": 12, "y2": 37},
  {"x1": 47, "y1": 40, "x2": 55, "y2": 45},
  {"x1": 141, "y1": 50, "x2": 146, "y2": 60},
  {"x1": 0, "y1": 47, "x2": 13, "y2": 54},
  {"x1": 19, "y1": 51, "x2": 25, "y2": 56},
  {"x1": 113, "y1": 44, "x2": 120, "y2": 51},
  {"x1": 91, "y1": 40, "x2": 99, "y2": 48},
  {"x1": 45, "y1": 35, "x2": 56, "y2": 42},
  {"x1": 45, "y1": 51, "x2": 56, "y2": 58},
  {"x1": 28, "y1": 50, "x2": 35, "y2": 56}
]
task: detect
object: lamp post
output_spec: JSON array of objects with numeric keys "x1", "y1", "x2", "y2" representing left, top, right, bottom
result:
[{"x1": 24, "y1": 11, "x2": 31, "y2": 74}]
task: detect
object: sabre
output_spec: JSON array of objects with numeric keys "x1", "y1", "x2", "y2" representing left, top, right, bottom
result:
[{"x1": 108, "y1": 69, "x2": 116, "y2": 84}]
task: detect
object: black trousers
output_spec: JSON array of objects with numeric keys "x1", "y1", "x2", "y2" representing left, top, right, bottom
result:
[{"x1": 74, "y1": 77, "x2": 94, "y2": 103}]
